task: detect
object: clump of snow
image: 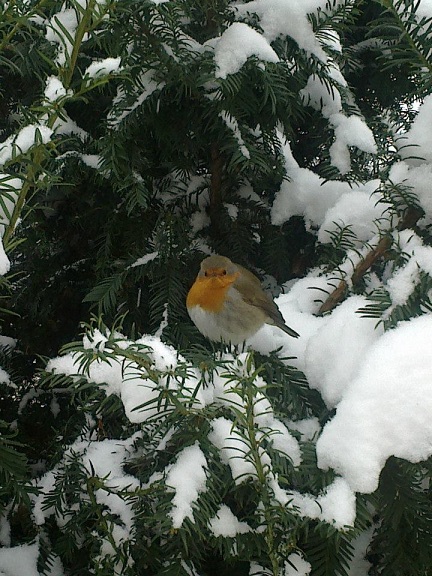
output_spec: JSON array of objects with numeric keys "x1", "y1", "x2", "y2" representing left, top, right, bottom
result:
[
  {"x1": 44, "y1": 76, "x2": 69, "y2": 101},
  {"x1": 300, "y1": 76, "x2": 377, "y2": 174},
  {"x1": 388, "y1": 161, "x2": 432, "y2": 224},
  {"x1": 271, "y1": 141, "x2": 383, "y2": 233},
  {"x1": 209, "y1": 504, "x2": 252, "y2": 536},
  {"x1": 329, "y1": 114, "x2": 377, "y2": 174},
  {"x1": 0, "y1": 367, "x2": 11, "y2": 386},
  {"x1": 386, "y1": 242, "x2": 432, "y2": 308},
  {"x1": 208, "y1": 416, "x2": 258, "y2": 484},
  {"x1": 272, "y1": 476, "x2": 356, "y2": 528},
  {"x1": 317, "y1": 314, "x2": 432, "y2": 493},
  {"x1": 214, "y1": 22, "x2": 279, "y2": 78},
  {"x1": 286, "y1": 417, "x2": 321, "y2": 441},
  {"x1": 33, "y1": 435, "x2": 141, "y2": 554},
  {"x1": 285, "y1": 552, "x2": 311, "y2": 576},
  {"x1": 0, "y1": 124, "x2": 53, "y2": 167},
  {"x1": 45, "y1": 6, "x2": 80, "y2": 66},
  {"x1": 84, "y1": 57, "x2": 122, "y2": 80},
  {"x1": 300, "y1": 74, "x2": 342, "y2": 117},
  {"x1": 166, "y1": 442, "x2": 208, "y2": 528},
  {"x1": 0, "y1": 541, "x2": 40, "y2": 576},
  {"x1": 130, "y1": 251, "x2": 158, "y2": 268},
  {"x1": 304, "y1": 295, "x2": 384, "y2": 408},
  {"x1": 235, "y1": 0, "x2": 329, "y2": 62},
  {"x1": 318, "y1": 183, "x2": 386, "y2": 244},
  {"x1": 250, "y1": 563, "x2": 271, "y2": 576}
]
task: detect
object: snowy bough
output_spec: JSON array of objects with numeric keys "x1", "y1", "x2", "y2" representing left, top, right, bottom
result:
[{"x1": 2, "y1": 0, "x2": 432, "y2": 575}]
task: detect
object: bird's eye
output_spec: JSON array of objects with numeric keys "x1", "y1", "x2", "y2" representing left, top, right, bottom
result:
[
  {"x1": 222, "y1": 269, "x2": 227, "y2": 275},
  {"x1": 204, "y1": 271, "x2": 208, "y2": 277}
]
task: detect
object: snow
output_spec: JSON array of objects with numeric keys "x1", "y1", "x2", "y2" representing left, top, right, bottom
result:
[
  {"x1": 30, "y1": 0, "x2": 432, "y2": 545},
  {"x1": 235, "y1": 0, "x2": 330, "y2": 62},
  {"x1": 0, "y1": 541, "x2": 40, "y2": 576},
  {"x1": 108, "y1": 70, "x2": 162, "y2": 127},
  {"x1": 214, "y1": 22, "x2": 279, "y2": 78},
  {"x1": 0, "y1": 124, "x2": 53, "y2": 166},
  {"x1": 300, "y1": 76, "x2": 377, "y2": 174},
  {"x1": 250, "y1": 564, "x2": 271, "y2": 576},
  {"x1": 318, "y1": 188, "x2": 384, "y2": 244},
  {"x1": 285, "y1": 553, "x2": 311, "y2": 576},
  {"x1": 282, "y1": 477, "x2": 356, "y2": 528},
  {"x1": 45, "y1": 6, "x2": 80, "y2": 66},
  {"x1": 0, "y1": 240, "x2": 10, "y2": 275},
  {"x1": 329, "y1": 114, "x2": 377, "y2": 174},
  {"x1": 44, "y1": 76, "x2": 69, "y2": 101},
  {"x1": 33, "y1": 436, "x2": 141, "y2": 552},
  {"x1": 84, "y1": 57, "x2": 122, "y2": 79},
  {"x1": 166, "y1": 442, "x2": 208, "y2": 528},
  {"x1": 220, "y1": 111, "x2": 250, "y2": 158},
  {"x1": 209, "y1": 504, "x2": 252, "y2": 536},
  {"x1": 386, "y1": 242, "x2": 432, "y2": 307},
  {"x1": 304, "y1": 296, "x2": 384, "y2": 408},
  {"x1": 346, "y1": 528, "x2": 374, "y2": 576},
  {"x1": 208, "y1": 417, "x2": 258, "y2": 484},
  {"x1": 130, "y1": 251, "x2": 158, "y2": 268},
  {"x1": 271, "y1": 141, "x2": 384, "y2": 234},
  {"x1": 317, "y1": 314, "x2": 432, "y2": 493}
]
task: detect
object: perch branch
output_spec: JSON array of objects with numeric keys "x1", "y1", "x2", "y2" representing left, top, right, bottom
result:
[{"x1": 317, "y1": 206, "x2": 423, "y2": 315}]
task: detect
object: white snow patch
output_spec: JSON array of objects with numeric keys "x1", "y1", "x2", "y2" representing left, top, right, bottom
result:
[
  {"x1": 235, "y1": 0, "x2": 329, "y2": 62},
  {"x1": 166, "y1": 442, "x2": 208, "y2": 528},
  {"x1": 44, "y1": 76, "x2": 70, "y2": 101},
  {"x1": 209, "y1": 504, "x2": 252, "y2": 537},
  {"x1": 0, "y1": 125, "x2": 53, "y2": 166},
  {"x1": 317, "y1": 314, "x2": 432, "y2": 493},
  {"x1": 304, "y1": 296, "x2": 384, "y2": 408},
  {"x1": 0, "y1": 541, "x2": 40, "y2": 576},
  {"x1": 214, "y1": 22, "x2": 279, "y2": 78},
  {"x1": 84, "y1": 57, "x2": 122, "y2": 80},
  {"x1": 285, "y1": 552, "x2": 311, "y2": 576}
]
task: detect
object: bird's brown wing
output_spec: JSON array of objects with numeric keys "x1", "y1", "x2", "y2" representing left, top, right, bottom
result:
[{"x1": 234, "y1": 265, "x2": 299, "y2": 338}]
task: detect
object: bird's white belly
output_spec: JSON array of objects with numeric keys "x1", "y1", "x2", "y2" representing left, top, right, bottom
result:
[{"x1": 188, "y1": 289, "x2": 265, "y2": 344}]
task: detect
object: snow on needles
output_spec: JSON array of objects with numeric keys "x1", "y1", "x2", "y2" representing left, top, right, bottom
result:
[
  {"x1": 0, "y1": 540, "x2": 40, "y2": 576},
  {"x1": 214, "y1": 22, "x2": 279, "y2": 78},
  {"x1": 209, "y1": 504, "x2": 252, "y2": 537},
  {"x1": 235, "y1": 0, "x2": 331, "y2": 62},
  {"x1": 317, "y1": 314, "x2": 432, "y2": 493},
  {"x1": 47, "y1": 330, "x2": 359, "y2": 527},
  {"x1": 271, "y1": 140, "x2": 387, "y2": 240},
  {"x1": 166, "y1": 443, "x2": 208, "y2": 528}
]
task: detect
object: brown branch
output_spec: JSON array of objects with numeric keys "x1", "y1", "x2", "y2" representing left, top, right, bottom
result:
[
  {"x1": 317, "y1": 206, "x2": 423, "y2": 316},
  {"x1": 318, "y1": 280, "x2": 348, "y2": 315}
]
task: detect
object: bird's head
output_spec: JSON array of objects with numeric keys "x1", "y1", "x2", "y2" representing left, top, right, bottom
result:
[{"x1": 198, "y1": 255, "x2": 238, "y2": 279}]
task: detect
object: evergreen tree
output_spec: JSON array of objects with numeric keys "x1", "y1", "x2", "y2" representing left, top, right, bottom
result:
[{"x1": 1, "y1": 1, "x2": 432, "y2": 575}]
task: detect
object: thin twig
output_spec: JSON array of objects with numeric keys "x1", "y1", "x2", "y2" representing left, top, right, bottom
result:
[{"x1": 317, "y1": 207, "x2": 423, "y2": 315}]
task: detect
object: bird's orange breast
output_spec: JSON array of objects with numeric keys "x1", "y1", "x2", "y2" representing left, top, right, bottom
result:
[{"x1": 186, "y1": 273, "x2": 239, "y2": 313}]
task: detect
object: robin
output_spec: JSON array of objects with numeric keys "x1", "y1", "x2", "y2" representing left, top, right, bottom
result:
[{"x1": 186, "y1": 254, "x2": 299, "y2": 344}]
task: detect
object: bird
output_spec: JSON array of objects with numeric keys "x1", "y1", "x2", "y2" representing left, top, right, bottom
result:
[{"x1": 186, "y1": 254, "x2": 299, "y2": 344}]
